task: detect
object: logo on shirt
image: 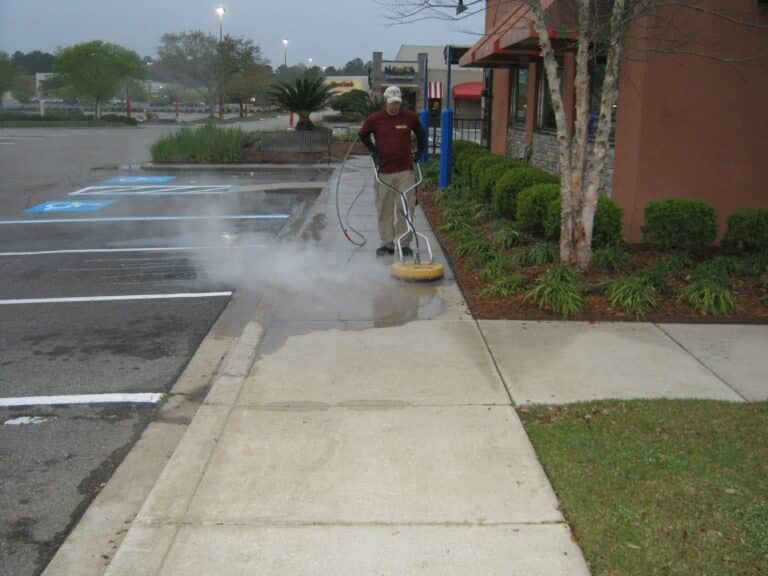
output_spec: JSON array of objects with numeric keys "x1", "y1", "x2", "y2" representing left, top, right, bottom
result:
[{"x1": 396, "y1": 124, "x2": 408, "y2": 130}]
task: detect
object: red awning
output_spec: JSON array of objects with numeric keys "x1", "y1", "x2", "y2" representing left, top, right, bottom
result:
[
  {"x1": 453, "y1": 82, "x2": 482, "y2": 100},
  {"x1": 458, "y1": 0, "x2": 578, "y2": 68},
  {"x1": 427, "y1": 81, "x2": 444, "y2": 99}
]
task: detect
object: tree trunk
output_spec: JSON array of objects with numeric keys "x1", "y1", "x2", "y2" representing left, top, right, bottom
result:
[
  {"x1": 580, "y1": 0, "x2": 629, "y2": 268},
  {"x1": 529, "y1": 1, "x2": 576, "y2": 264},
  {"x1": 530, "y1": 0, "x2": 628, "y2": 270}
]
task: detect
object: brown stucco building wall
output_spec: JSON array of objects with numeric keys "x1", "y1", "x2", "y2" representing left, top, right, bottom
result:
[{"x1": 612, "y1": 1, "x2": 768, "y2": 241}]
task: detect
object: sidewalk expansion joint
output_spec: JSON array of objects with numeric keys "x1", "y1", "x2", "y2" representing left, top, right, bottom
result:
[
  {"x1": 473, "y1": 319, "x2": 517, "y2": 407},
  {"x1": 653, "y1": 323, "x2": 748, "y2": 402},
  {"x1": 241, "y1": 402, "x2": 514, "y2": 412},
  {"x1": 147, "y1": 520, "x2": 570, "y2": 529}
]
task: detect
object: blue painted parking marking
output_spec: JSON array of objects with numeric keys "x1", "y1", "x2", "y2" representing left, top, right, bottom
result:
[
  {"x1": 101, "y1": 176, "x2": 176, "y2": 184},
  {"x1": 25, "y1": 200, "x2": 116, "y2": 213}
]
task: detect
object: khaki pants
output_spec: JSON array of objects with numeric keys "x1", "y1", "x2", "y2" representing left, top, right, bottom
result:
[{"x1": 375, "y1": 170, "x2": 417, "y2": 248}]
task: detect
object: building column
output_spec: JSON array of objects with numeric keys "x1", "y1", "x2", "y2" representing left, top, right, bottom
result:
[
  {"x1": 372, "y1": 52, "x2": 383, "y2": 95},
  {"x1": 490, "y1": 68, "x2": 511, "y2": 155}
]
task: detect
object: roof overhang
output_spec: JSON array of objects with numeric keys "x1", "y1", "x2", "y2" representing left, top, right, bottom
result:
[{"x1": 459, "y1": 0, "x2": 578, "y2": 68}]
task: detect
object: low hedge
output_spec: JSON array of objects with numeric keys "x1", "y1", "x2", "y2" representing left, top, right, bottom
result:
[
  {"x1": 455, "y1": 148, "x2": 487, "y2": 181},
  {"x1": 477, "y1": 161, "x2": 519, "y2": 201},
  {"x1": 544, "y1": 194, "x2": 624, "y2": 248},
  {"x1": 518, "y1": 184, "x2": 561, "y2": 235},
  {"x1": 721, "y1": 208, "x2": 768, "y2": 254},
  {"x1": 492, "y1": 166, "x2": 558, "y2": 219},
  {"x1": 452, "y1": 141, "x2": 483, "y2": 176},
  {"x1": 642, "y1": 198, "x2": 717, "y2": 251},
  {"x1": 470, "y1": 153, "x2": 505, "y2": 188}
]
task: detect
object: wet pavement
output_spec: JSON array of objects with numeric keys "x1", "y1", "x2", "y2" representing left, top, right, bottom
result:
[{"x1": 0, "y1": 126, "x2": 332, "y2": 576}]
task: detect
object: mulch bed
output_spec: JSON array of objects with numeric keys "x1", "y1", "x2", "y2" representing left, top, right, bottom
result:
[{"x1": 419, "y1": 187, "x2": 768, "y2": 324}]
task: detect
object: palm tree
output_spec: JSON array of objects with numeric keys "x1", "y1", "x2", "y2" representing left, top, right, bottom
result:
[{"x1": 267, "y1": 75, "x2": 335, "y2": 130}]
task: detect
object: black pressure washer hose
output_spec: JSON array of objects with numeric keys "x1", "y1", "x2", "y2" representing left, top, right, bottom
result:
[
  {"x1": 334, "y1": 138, "x2": 422, "y2": 257},
  {"x1": 334, "y1": 139, "x2": 367, "y2": 247}
]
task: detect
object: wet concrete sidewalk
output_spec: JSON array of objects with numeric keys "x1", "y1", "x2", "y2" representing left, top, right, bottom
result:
[{"x1": 51, "y1": 158, "x2": 767, "y2": 575}]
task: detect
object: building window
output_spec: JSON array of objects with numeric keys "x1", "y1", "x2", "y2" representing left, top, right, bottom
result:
[
  {"x1": 508, "y1": 66, "x2": 528, "y2": 126},
  {"x1": 537, "y1": 62, "x2": 561, "y2": 132}
]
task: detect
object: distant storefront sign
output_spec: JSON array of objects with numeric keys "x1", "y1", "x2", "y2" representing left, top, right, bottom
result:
[{"x1": 383, "y1": 61, "x2": 417, "y2": 82}]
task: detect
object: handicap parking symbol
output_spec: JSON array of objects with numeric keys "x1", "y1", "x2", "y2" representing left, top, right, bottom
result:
[{"x1": 25, "y1": 200, "x2": 116, "y2": 213}]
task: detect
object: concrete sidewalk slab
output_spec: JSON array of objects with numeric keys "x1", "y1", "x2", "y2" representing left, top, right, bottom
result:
[
  {"x1": 136, "y1": 405, "x2": 230, "y2": 524},
  {"x1": 184, "y1": 406, "x2": 563, "y2": 525},
  {"x1": 658, "y1": 324, "x2": 768, "y2": 401},
  {"x1": 241, "y1": 321, "x2": 506, "y2": 407},
  {"x1": 157, "y1": 524, "x2": 588, "y2": 576},
  {"x1": 480, "y1": 320, "x2": 744, "y2": 405}
]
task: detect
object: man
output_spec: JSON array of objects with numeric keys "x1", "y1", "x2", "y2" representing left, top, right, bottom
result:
[{"x1": 359, "y1": 85, "x2": 425, "y2": 257}]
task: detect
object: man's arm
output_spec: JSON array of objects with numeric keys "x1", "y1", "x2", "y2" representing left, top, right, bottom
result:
[{"x1": 358, "y1": 116, "x2": 379, "y2": 165}]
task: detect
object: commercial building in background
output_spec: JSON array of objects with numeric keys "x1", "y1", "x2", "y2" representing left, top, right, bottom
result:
[
  {"x1": 460, "y1": 0, "x2": 768, "y2": 241},
  {"x1": 324, "y1": 75, "x2": 370, "y2": 95},
  {"x1": 370, "y1": 45, "x2": 484, "y2": 119}
]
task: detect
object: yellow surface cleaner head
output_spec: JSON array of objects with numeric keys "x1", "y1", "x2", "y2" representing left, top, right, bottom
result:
[{"x1": 391, "y1": 259, "x2": 445, "y2": 282}]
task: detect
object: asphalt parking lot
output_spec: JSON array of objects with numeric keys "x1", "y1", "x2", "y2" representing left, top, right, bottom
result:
[{"x1": 0, "y1": 127, "x2": 329, "y2": 575}]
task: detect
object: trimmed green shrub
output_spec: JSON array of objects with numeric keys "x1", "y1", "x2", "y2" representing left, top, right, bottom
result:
[
  {"x1": 593, "y1": 195, "x2": 624, "y2": 248},
  {"x1": 543, "y1": 194, "x2": 623, "y2": 248},
  {"x1": 516, "y1": 183, "x2": 561, "y2": 235},
  {"x1": 453, "y1": 139, "x2": 481, "y2": 158},
  {"x1": 721, "y1": 208, "x2": 768, "y2": 254},
  {"x1": 641, "y1": 198, "x2": 717, "y2": 251},
  {"x1": 476, "y1": 160, "x2": 523, "y2": 201},
  {"x1": 470, "y1": 154, "x2": 507, "y2": 189},
  {"x1": 456, "y1": 148, "x2": 488, "y2": 181},
  {"x1": 492, "y1": 166, "x2": 557, "y2": 219}
]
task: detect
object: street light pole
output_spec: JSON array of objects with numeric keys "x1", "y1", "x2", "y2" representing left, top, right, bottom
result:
[
  {"x1": 282, "y1": 39, "x2": 288, "y2": 69},
  {"x1": 216, "y1": 7, "x2": 226, "y2": 121}
]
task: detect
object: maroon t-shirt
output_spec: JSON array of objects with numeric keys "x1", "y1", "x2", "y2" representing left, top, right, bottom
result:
[{"x1": 359, "y1": 109, "x2": 425, "y2": 174}]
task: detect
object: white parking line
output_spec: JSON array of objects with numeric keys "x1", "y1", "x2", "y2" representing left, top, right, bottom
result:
[
  {"x1": 0, "y1": 214, "x2": 289, "y2": 225},
  {"x1": 0, "y1": 393, "x2": 163, "y2": 407},
  {"x1": 0, "y1": 245, "x2": 266, "y2": 257},
  {"x1": 71, "y1": 185, "x2": 231, "y2": 196},
  {"x1": 0, "y1": 291, "x2": 232, "y2": 305}
]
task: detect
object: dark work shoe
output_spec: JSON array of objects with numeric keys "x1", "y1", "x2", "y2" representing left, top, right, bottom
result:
[
  {"x1": 400, "y1": 246, "x2": 413, "y2": 257},
  {"x1": 376, "y1": 245, "x2": 395, "y2": 256}
]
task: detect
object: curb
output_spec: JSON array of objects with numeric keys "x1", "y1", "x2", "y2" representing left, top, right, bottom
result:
[{"x1": 40, "y1": 315, "x2": 264, "y2": 576}]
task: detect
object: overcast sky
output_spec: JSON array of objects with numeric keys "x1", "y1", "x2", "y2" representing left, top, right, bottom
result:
[{"x1": 0, "y1": 1, "x2": 485, "y2": 68}]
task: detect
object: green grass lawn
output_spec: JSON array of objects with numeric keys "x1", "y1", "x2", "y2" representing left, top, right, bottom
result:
[{"x1": 519, "y1": 400, "x2": 768, "y2": 576}]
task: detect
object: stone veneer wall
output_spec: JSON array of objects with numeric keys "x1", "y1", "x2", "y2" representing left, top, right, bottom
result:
[{"x1": 507, "y1": 127, "x2": 615, "y2": 194}]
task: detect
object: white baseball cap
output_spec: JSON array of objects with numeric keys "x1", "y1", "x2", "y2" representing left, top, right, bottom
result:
[{"x1": 383, "y1": 85, "x2": 402, "y2": 103}]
